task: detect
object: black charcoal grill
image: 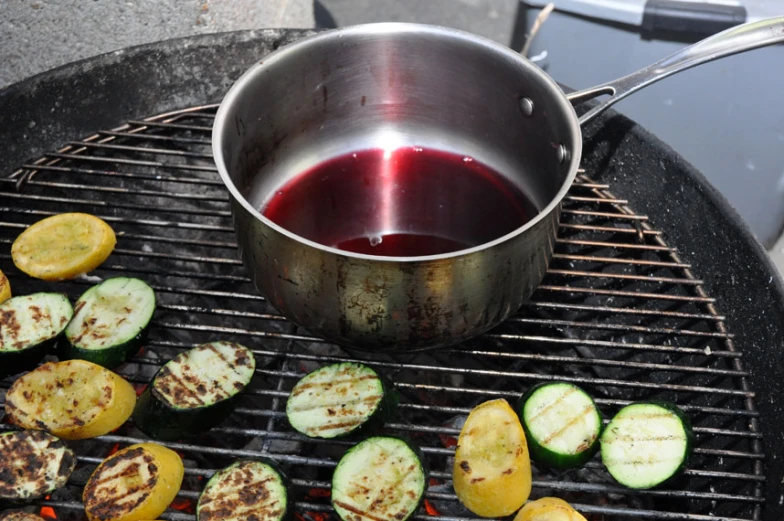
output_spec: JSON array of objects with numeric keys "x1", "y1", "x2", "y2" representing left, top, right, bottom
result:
[{"x1": 1, "y1": 30, "x2": 783, "y2": 521}]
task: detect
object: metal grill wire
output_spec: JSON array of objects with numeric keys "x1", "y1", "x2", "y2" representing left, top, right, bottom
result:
[{"x1": 0, "y1": 105, "x2": 765, "y2": 521}]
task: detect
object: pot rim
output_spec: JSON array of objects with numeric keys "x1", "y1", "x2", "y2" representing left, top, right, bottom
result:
[{"x1": 212, "y1": 22, "x2": 583, "y2": 263}]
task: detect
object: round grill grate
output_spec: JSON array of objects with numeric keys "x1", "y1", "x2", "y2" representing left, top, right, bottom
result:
[{"x1": 0, "y1": 105, "x2": 765, "y2": 520}]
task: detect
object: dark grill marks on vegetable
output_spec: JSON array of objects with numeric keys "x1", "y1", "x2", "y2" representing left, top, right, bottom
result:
[
  {"x1": 158, "y1": 370, "x2": 208, "y2": 406},
  {"x1": 288, "y1": 395, "x2": 381, "y2": 414},
  {"x1": 83, "y1": 447, "x2": 157, "y2": 519},
  {"x1": 59, "y1": 450, "x2": 75, "y2": 477},
  {"x1": 344, "y1": 451, "x2": 419, "y2": 521},
  {"x1": 198, "y1": 462, "x2": 284, "y2": 521},
  {"x1": 205, "y1": 341, "x2": 233, "y2": 367},
  {"x1": 334, "y1": 437, "x2": 426, "y2": 521},
  {"x1": 0, "y1": 430, "x2": 75, "y2": 500},
  {"x1": 540, "y1": 403, "x2": 597, "y2": 445},
  {"x1": 0, "y1": 309, "x2": 21, "y2": 343},
  {"x1": 153, "y1": 342, "x2": 253, "y2": 409},
  {"x1": 333, "y1": 500, "x2": 392, "y2": 521},
  {"x1": 286, "y1": 363, "x2": 394, "y2": 439},
  {"x1": 607, "y1": 434, "x2": 687, "y2": 442},
  {"x1": 71, "y1": 317, "x2": 98, "y2": 346},
  {"x1": 290, "y1": 375, "x2": 377, "y2": 396},
  {"x1": 622, "y1": 413, "x2": 684, "y2": 421},
  {"x1": 526, "y1": 387, "x2": 578, "y2": 423},
  {"x1": 314, "y1": 419, "x2": 364, "y2": 431},
  {"x1": 61, "y1": 278, "x2": 155, "y2": 369},
  {"x1": 73, "y1": 300, "x2": 86, "y2": 315},
  {"x1": 28, "y1": 306, "x2": 46, "y2": 323},
  {"x1": 206, "y1": 341, "x2": 255, "y2": 379},
  {"x1": 600, "y1": 402, "x2": 693, "y2": 489},
  {"x1": 0, "y1": 294, "x2": 71, "y2": 365}
]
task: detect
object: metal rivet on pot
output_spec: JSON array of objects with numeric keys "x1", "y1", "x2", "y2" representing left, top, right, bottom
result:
[
  {"x1": 520, "y1": 97, "x2": 534, "y2": 117},
  {"x1": 557, "y1": 144, "x2": 569, "y2": 164}
]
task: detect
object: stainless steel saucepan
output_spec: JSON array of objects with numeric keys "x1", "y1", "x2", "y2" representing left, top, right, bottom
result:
[{"x1": 213, "y1": 18, "x2": 784, "y2": 351}]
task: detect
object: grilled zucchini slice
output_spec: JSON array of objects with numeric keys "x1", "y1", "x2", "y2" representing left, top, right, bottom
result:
[
  {"x1": 514, "y1": 497, "x2": 588, "y2": 521},
  {"x1": 286, "y1": 362, "x2": 398, "y2": 439},
  {"x1": 83, "y1": 442, "x2": 184, "y2": 521},
  {"x1": 61, "y1": 277, "x2": 156, "y2": 369},
  {"x1": 4, "y1": 359, "x2": 136, "y2": 440},
  {"x1": 0, "y1": 269, "x2": 11, "y2": 303},
  {"x1": 453, "y1": 398, "x2": 532, "y2": 518},
  {"x1": 197, "y1": 459, "x2": 292, "y2": 521},
  {"x1": 601, "y1": 401, "x2": 693, "y2": 489},
  {"x1": 0, "y1": 292, "x2": 73, "y2": 378},
  {"x1": 518, "y1": 382, "x2": 602, "y2": 469},
  {"x1": 11, "y1": 212, "x2": 116, "y2": 281},
  {"x1": 133, "y1": 341, "x2": 256, "y2": 441},
  {"x1": 332, "y1": 436, "x2": 427, "y2": 521},
  {"x1": 0, "y1": 430, "x2": 76, "y2": 501}
]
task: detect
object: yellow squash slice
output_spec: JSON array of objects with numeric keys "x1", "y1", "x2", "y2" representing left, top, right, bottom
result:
[
  {"x1": 514, "y1": 497, "x2": 588, "y2": 521},
  {"x1": 452, "y1": 398, "x2": 532, "y2": 517},
  {"x1": 4, "y1": 359, "x2": 136, "y2": 440},
  {"x1": 12, "y1": 212, "x2": 116, "y2": 281},
  {"x1": 0, "y1": 269, "x2": 10, "y2": 303},
  {"x1": 83, "y1": 443, "x2": 184, "y2": 521}
]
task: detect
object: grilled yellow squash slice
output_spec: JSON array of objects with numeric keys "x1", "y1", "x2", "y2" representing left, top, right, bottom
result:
[
  {"x1": 514, "y1": 497, "x2": 588, "y2": 521},
  {"x1": 11, "y1": 212, "x2": 116, "y2": 281},
  {"x1": 83, "y1": 443, "x2": 184, "y2": 521},
  {"x1": 0, "y1": 269, "x2": 10, "y2": 303},
  {"x1": 4, "y1": 359, "x2": 136, "y2": 440},
  {"x1": 452, "y1": 398, "x2": 532, "y2": 517}
]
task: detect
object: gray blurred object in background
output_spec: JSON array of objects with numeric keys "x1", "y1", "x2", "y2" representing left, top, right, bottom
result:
[
  {"x1": 315, "y1": 0, "x2": 521, "y2": 44},
  {"x1": 0, "y1": 0, "x2": 315, "y2": 88},
  {"x1": 520, "y1": 0, "x2": 784, "y2": 249}
]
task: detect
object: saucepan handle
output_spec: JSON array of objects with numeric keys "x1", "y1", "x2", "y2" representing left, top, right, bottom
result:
[{"x1": 567, "y1": 16, "x2": 784, "y2": 126}]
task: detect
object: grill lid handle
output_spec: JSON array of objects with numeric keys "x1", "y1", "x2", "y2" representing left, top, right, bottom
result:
[{"x1": 566, "y1": 16, "x2": 784, "y2": 126}]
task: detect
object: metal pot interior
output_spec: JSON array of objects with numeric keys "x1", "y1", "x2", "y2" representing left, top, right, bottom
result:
[{"x1": 215, "y1": 23, "x2": 581, "y2": 256}]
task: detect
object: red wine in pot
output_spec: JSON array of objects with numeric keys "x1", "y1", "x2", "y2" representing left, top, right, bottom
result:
[{"x1": 261, "y1": 147, "x2": 538, "y2": 256}]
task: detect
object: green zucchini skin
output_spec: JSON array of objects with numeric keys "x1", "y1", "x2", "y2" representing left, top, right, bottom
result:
[
  {"x1": 285, "y1": 362, "x2": 399, "y2": 439},
  {"x1": 331, "y1": 436, "x2": 427, "y2": 521},
  {"x1": 0, "y1": 293, "x2": 73, "y2": 378},
  {"x1": 133, "y1": 341, "x2": 256, "y2": 441},
  {"x1": 518, "y1": 381, "x2": 603, "y2": 470},
  {"x1": 133, "y1": 385, "x2": 245, "y2": 441},
  {"x1": 196, "y1": 458, "x2": 292, "y2": 521},
  {"x1": 601, "y1": 400, "x2": 693, "y2": 490},
  {"x1": 60, "y1": 277, "x2": 156, "y2": 370},
  {"x1": 362, "y1": 369, "x2": 399, "y2": 433},
  {"x1": 59, "y1": 328, "x2": 149, "y2": 370},
  {"x1": 1, "y1": 337, "x2": 56, "y2": 379}
]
